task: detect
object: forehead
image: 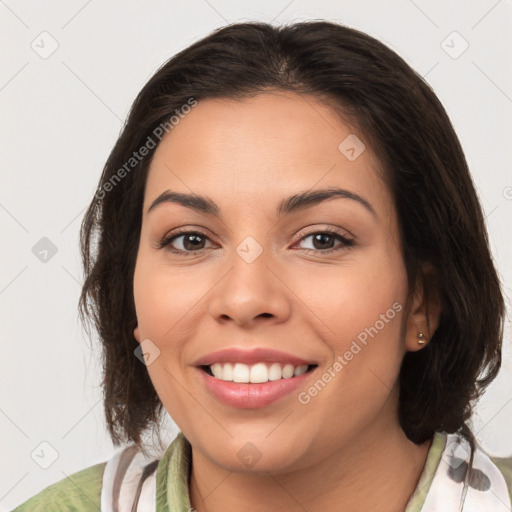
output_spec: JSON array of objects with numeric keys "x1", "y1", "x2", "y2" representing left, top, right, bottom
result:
[{"x1": 144, "y1": 92, "x2": 391, "y2": 219}]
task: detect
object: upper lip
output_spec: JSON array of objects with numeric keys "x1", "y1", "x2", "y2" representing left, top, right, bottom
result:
[{"x1": 193, "y1": 348, "x2": 317, "y2": 367}]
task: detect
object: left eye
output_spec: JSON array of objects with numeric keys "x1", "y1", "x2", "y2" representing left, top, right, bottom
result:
[
  {"x1": 158, "y1": 232, "x2": 213, "y2": 253},
  {"x1": 296, "y1": 231, "x2": 354, "y2": 253}
]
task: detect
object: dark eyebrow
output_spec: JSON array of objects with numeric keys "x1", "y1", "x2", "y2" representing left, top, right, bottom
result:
[
  {"x1": 147, "y1": 191, "x2": 219, "y2": 216},
  {"x1": 147, "y1": 187, "x2": 377, "y2": 218},
  {"x1": 278, "y1": 187, "x2": 376, "y2": 218}
]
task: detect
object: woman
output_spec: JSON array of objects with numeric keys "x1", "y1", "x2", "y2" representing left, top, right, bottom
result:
[{"x1": 13, "y1": 20, "x2": 511, "y2": 512}]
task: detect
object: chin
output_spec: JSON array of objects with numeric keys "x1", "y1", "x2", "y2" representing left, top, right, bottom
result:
[{"x1": 200, "y1": 435, "x2": 311, "y2": 475}]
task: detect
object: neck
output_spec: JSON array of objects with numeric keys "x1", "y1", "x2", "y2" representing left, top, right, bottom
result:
[{"x1": 188, "y1": 421, "x2": 432, "y2": 512}]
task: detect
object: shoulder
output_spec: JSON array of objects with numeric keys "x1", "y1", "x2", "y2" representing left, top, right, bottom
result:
[
  {"x1": 12, "y1": 461, "x2": 106, "y2": 511},
  {"x1": 491, "y1": 454, "x2": 512, "y2": 479},
  {"x1": 490, "y1": 454, "x2": 512, "y2": 503}
]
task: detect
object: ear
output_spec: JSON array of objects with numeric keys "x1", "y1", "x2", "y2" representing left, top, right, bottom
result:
[
  {"x1": 134, "y1": 325, "x2": 141, "y2": 344},
  {"x1": 404, "y1": 263, "x2": 442, "y2": 352}
]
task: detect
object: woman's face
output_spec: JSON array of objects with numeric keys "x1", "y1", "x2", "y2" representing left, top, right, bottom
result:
[{"x1": 133, "y1": 91, "x2": 430, "y2": 472}]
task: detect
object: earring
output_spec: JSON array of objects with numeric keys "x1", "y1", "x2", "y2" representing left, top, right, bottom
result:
[{"x1": 417, "y1": 333, "x2": 427, "y2": 345}]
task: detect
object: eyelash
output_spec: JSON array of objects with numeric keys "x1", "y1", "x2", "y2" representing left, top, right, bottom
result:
[{"x1": 157, "y1": 228, "x2": 355, "y2": 256}]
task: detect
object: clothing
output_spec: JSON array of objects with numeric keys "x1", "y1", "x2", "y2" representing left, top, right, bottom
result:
[{"x1": 12, "y1": 430, "x2": 512, "y2": 511}]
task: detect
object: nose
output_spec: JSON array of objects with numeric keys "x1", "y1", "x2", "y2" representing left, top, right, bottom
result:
[{"x1": 208, "y1": 244, "x2": 291, "y2": 328}]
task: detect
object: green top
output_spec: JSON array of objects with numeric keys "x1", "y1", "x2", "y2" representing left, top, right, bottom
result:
[
  {"x1": 12, "y1": 431, "x2": 512, "y2": 511},
  {"x1": 12, "y1": 461, "x2": 105, "y2": 511}
]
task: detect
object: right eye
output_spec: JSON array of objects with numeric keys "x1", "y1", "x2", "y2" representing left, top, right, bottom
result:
[{"x1": 157, "y1": 230, "x2": 214, "y2": 255}]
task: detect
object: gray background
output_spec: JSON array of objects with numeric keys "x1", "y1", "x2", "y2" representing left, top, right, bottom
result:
[{"x1": 1, "y1": 1, "x2": 511, "y2": 510}]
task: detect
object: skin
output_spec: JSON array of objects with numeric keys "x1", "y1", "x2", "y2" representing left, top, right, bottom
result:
[{"x1": 133, "y1": 91, "x2": 441, "y2": 512}]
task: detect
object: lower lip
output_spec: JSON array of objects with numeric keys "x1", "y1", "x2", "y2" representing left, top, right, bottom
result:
[{"x1": 197, "y1": 367, "x2": 316, "y2": 409}]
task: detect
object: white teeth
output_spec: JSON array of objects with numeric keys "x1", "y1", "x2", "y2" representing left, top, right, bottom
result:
[
  {"x1": 282, "y1": 364, "x2": 294, "y2": 379},
  {"x1": 210, "y1": 363, "x2": 223, "y2": 378},
  {"x1": 268, "y1": 363, "x2": 282, "y2": 381},
  {"x1": 222, "y1": 363, "x2": 233, "y2": 381},
  {"x1": 250, "y1": 363, "x2": 268, "y2": 383},
  {"x1": 207, "y1": 362, "x2": 311, "y2": 383},
  {"x1": 294, "y1": 365, "x2": 308, "y2": 376},
  {"x1": 233, "y1": 363, "x2": 250, "y2": 382}
]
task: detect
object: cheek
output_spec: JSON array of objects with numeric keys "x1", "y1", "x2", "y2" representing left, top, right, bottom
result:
[
  {"x1": 294, "y1": 244, "x2": 407, "y2": 383},
  {"x1": 132, "y1": 251, "x2": 218, "y2": 401},
  {"x1": 132, "y1": 255, "x2": 202, "y2": 428},
  {"x1": 292, "y1": 262, "x2": 407, "y2": 430},
  {"x1": 297, "y1": 250, "x2": 405, "y2": 338},
  {"x1": 133, "y1": 251, "x2": 205, "y2": 340}
]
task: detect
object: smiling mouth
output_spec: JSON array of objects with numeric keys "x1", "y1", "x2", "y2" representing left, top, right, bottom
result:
[{"x1": 200, "y1": 362, "x2": 318, "y2": 384}]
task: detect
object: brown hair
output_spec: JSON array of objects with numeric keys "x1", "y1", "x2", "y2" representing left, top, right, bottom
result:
[{"x1": 79, "y1": 21, "x2": 505, "y2": 455}]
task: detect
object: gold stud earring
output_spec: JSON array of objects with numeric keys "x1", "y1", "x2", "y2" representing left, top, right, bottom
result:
[{"x1": 417, "y1": 333, "x2": 427, "y2": 345}]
